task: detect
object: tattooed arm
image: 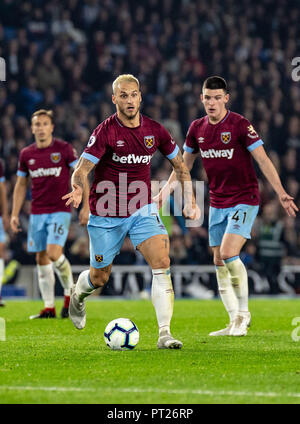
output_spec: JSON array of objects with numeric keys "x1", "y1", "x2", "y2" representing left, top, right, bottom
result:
[
  {"x1": 154, "y1": 150, "x2": 199, "y2": 219},
  {"x1": 62, "y1": 157, "x2": 95, "y2": 208},
  {"x1": 154, "y1": 150, "x2": 198, "y2": 211},
  {"x1": 170, "y1": 150, "x2": 198, "y2": 219},
  {"x1": 78, "y1": 166, "x2": 91, "y2": 225}
]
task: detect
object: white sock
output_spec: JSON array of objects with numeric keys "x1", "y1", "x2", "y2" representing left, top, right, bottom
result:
[
  {"x1": 52, "y1": 254, "x2": 73, "y2": 296},
  {"x1": 0, "y1": 258, "x2": 4, "y2": 296},
  {"x1": 75, "y1": 270, "x2": 96, "y2": 302},
  {"x1": 216, "y1": 265, "x2": 238, "y2": 322},
  {"x1": 37, "y1": 263, "x2": 56, "y2": 308},
  {"x1": 151, "y1": 268, "x2": 174, "y2": 336},
  {"x1": 224, "y1": 256, "x2": 249, "y2": 312}
]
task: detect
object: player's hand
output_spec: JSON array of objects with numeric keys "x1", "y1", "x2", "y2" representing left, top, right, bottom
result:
[
  {"x1": 62, "y1": 184, "x2": 83, "y2": 208},
  {"x1": 183, "y1": 203, "x2": 201, "y2": 220},
  {"x1": 79, "y1": 207, "x2": 89, "y2": 226},
  {"x1": 279, "y1": 193, "x2": 299, "y2": 217},
  {"x1": 10, "y1": 216, "x2": 21, "y2": 233}
]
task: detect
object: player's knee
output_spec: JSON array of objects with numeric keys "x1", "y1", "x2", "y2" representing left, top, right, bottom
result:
[
  {"x1": 152, "y1": 256, "x2": 170, "y2": 270},
  {"x1": 48, "y1": 253, "x2": 60, "y2": 262},
  {"x1": 36, "y1": 251, "x2": 49, "y2": 265},
  {"x1": 46, "y1": 247, "x2": 62, "y2": 262},
  {"x1": 213, "y1": 254, "x2": 223, "y2": 266},
  {"x1": 90, "y1": 268, "x2": 110, "y2": 288},
  {"x1": 220, "y1": 247, "x2": 237, "y2": 261}
]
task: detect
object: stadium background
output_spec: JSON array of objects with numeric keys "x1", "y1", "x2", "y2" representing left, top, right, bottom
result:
[{"x1": 0, "y1": 0, "x2": 300, "y2": 297}]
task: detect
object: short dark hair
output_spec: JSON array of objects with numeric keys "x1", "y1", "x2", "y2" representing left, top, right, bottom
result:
[
  {"x1": 31, "y1": 109, "x2": 54, "y2": 124},
  {"x1": 202, "y1": 76, "x2": 227, "y2": 93}
]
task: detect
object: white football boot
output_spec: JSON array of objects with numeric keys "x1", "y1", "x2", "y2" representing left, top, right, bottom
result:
[
  {"x1": 230, "y1": 312, "x2": 251, "y2": 336},
  {"x1": 157, "y1": 329, "x2": 183, "y2": 349},
  {"x1": 69, "y1": 286, "x2": 86, "y2": 330},
  {"x1": 209, "y1": 322, "x2": 234, "y2": 336}
]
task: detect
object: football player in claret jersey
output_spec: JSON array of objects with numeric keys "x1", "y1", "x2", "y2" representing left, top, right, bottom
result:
[
  {"x1": 10, "y1": 109, "x2": 90, "y2": 319},
  {"x1": 63, "y1": 74, "x2": 199, "y2": 349},
  {"x1": 156, "y1": 76, "x2": 298, "y2": 336},
  {"x1": 0, "y1": 159, "x2": 9, "y2": 306}
]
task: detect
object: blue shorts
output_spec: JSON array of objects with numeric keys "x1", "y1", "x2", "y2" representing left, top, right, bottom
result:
[
  {"x1": 28, "y1": 212, "x2": 71, "y2": 252},
  {"x1": 88, "y1": 203, "x2": 168, "y2": 268},
  {"x1": 0, "y1": 217, "x2": 5, "y2": 243},
  {"x1": 209, "y1": 204, "x2": 259, "y2": 247}
]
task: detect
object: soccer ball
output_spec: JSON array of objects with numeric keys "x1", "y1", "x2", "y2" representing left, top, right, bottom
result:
[{"x1": 104, "y1": 318, "x2": 139, "y2": 350}]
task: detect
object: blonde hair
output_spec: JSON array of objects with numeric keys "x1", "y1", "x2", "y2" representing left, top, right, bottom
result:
[
  {"x1": 112, "y1": 74, "x2": 140, "y2": 94},
  {"x1": 31, "y1": 109, "x2": 54, "y2": 123}
]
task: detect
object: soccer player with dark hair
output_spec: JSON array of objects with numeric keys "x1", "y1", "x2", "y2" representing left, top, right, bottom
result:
[
  {"x1": 0, "y1": 158, "x2": 8, "y2": 306},
  {"x1": 63, "y1": 74, "x2": 199, "y2": 349},
  {"x1": 156, "y1": 76, "x2": 298, "y2": 336},
  {"x1": 10, "y1": 110, "x2": 90, "y2": 319}
]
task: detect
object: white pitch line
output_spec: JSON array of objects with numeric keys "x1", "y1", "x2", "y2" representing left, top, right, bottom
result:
[{"x1": 0, "y1": 386, "x2": 300, "y2": 399}]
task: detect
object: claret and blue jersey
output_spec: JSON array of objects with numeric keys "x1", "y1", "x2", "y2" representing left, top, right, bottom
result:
[
  {"x1": 82, "y1": 113, "x2": 179, "y2": 218},
  {"x1": 183, "y1": 110, "x2": 263, "y2": 209},
  {"x1": 17, "y1": 138, "x2": 78, "y2": 214}
]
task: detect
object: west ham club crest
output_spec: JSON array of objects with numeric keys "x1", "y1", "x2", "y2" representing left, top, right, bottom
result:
[
  {"x1": 220, "y1": 132, "x2": 231, "y2": 144},
  {"x1": 50, "y1": 152, "x2": 61, "y2": 163},
  {"x1": 144, "y1": 135, "x2": 155, "y2": 149}
]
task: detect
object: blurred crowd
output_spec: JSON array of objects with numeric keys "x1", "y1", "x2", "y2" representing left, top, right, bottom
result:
[{"x1": 0, "y1": 0, "x2": 300, "y2": 294}]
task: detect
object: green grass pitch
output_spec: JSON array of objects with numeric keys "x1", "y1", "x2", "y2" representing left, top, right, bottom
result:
[{"x1": 0, "y1": 298, "x2": 300, "y2": 404}]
